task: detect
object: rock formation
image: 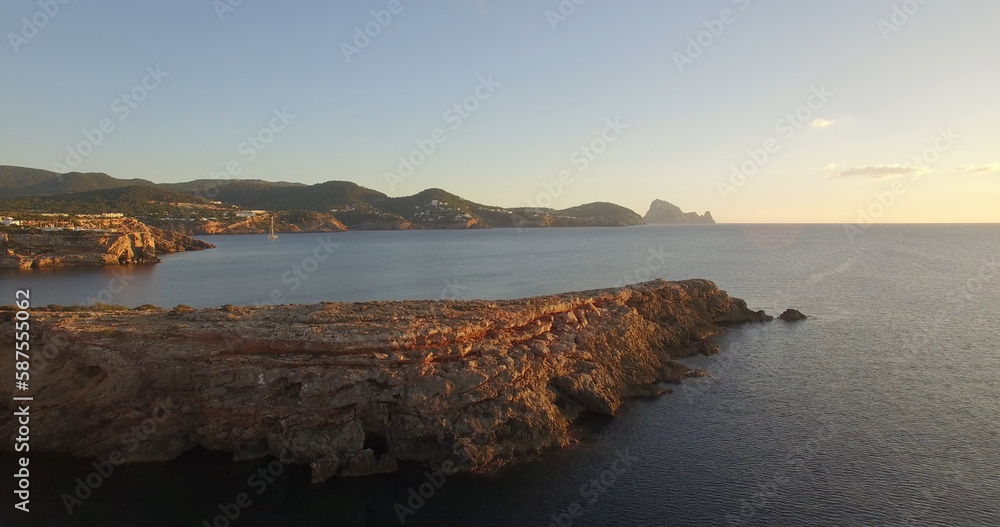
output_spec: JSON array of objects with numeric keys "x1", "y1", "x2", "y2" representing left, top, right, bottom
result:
[
  {"x1": 643, "y1": 199, "x2": 715, "y2": 224},
  {"x1": 0, "y1": 280, "x2": 769, "y2": 481},
  {"x1": 0, "y1": 219, "x2": 212, "y2": 269},
  {"x1": 779, "y1": 309, "x2": 808, "y2": 322},
  {"x1": 192, "y1": 213, "x2": 348, "y2": 235}
]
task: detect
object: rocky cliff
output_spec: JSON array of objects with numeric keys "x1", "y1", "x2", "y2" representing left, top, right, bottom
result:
[
  {"x1": 0, "y1": 219, "x2": 212, "y2": 269},
  {"x1": 644, "y1": 200, "x2": 715, "y2": 224},
  {"x1": 0, "y1": 280, "x2": 770, "y2": 481},
  {"x1": 189, "y1": 212, "x2": 348, "y2": 235}
]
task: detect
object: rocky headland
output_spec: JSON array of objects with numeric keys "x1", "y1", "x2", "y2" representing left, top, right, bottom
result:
[
  {"x1": 0, "y1": 218, "x2": 213, "y2": 269},
  {"x1": 0, "y1": 280, "x2": 776, "y2": 482},
  {"x1": 644, "y1": 199, "x2": 715, "y2": 224}
]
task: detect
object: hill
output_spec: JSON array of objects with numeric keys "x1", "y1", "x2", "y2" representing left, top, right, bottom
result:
[
  {"x1": 0, "y1": 186, "x2": 211, "y2": 216},
  {"x1": 0, "y1": 166, "x2": 154, "y2": 197},
  {"x1": 0, "y1": 166, "x2": 63, "y2": 189},
  {"x1": 0, "y1": 166, "x2": 648, "y2": 231}
]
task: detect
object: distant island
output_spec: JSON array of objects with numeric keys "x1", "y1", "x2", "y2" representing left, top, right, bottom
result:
[
  {"x1": 644, "y1": 199, "x2": 715, "y2": 224},
  {"x1": 0, "y1": 165, "x2": 715, "y2": 235}
]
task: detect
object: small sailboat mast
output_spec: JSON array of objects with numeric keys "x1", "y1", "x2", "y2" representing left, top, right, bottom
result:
[{"x1": 268, "y1": 215, "x2": 279, "y2": 239}]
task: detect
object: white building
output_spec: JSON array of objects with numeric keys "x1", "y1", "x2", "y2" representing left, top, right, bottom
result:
[{"x1": 1, "y1": 217, "x2": 21, "y2": 226}]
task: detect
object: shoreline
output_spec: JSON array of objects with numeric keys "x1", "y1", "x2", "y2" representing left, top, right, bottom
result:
[{"x1": 0, "y1": 280, "x2": 775, "y2": 482}]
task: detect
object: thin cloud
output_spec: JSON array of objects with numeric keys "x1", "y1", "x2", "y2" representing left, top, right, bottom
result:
[
  {"x1": 958, "y1": 163, "x2": 1000, "y2": 175},
  {"x1": 811, "y1": 116, "x2": 853, "y2": 129},
  {"x1": 821, "y1": 164, "x2": 928, "y2": 179}
]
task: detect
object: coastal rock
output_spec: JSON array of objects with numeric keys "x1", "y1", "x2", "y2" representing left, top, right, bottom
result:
[
  {"x1": 779, "y1": 309, "x2": 808, "y2": 322},
  {"x1": 0, "y1": 230, "x2": 158, "y2": 268},
  {"x1": 643, "y1": 199, "x2": 715, "y2": 225},
  {"x1": 193, "y1": 213, "x2": 347, "y2": 235},
  {"x1": 0, "y1": 219, "x2": 212, "y2": 269},
  {"x1": 0, "y1": 280, "x2": 769, "y2": 481},
  {"x1": 119, "y1": 219, "x2": 215, "y2": 252}
]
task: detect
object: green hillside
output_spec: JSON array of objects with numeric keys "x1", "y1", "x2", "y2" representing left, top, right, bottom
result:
[
  {"x1": 0, "y1": 186, "x2": 209, "y2": 216},
  {"x1": 0, "y1": 165, "x2": 647, "y2": 230},
  {"x1": 0, "y1": 166, "x2": 154, "y2": 197},
  {"x1": 0, "y1": 166, "x2": 63, "y2": 189}
]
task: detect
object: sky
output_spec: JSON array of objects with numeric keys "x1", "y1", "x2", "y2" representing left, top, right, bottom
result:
[{"x1": 1, "y1": 0, "x2": 998, "y2": 223}]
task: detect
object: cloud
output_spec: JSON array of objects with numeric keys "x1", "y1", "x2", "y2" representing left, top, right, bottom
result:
[
  {"x1": 821, "y1": 163, "x2": 928, "y2": 179},
  {"x1": 958, "y1": 163, "x2": 1000, "y2": 175},
  {"x1": 810, "y1": 116, "x2": 853, "y2": 129}
]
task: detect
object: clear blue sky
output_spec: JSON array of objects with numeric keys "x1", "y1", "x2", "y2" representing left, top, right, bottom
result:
[{"x1": 2, "y1": 0, "x2": 998, "y2": 222}]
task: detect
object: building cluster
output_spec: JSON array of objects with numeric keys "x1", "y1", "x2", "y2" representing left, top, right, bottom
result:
[
  {"x1": 76, "y1": 213, "x2": 126, "y2": 219},
  {"x1": 412, "y1": 201, "x2": 474, "y2": 223},
  {"x1": 0, "y1": 213, "x2": 127, "y2": 232},
  {"x1": 235, "y1": 210, "x2": 270, "y2": 218}
]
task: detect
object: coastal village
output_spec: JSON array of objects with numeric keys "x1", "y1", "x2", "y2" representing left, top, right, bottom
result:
[
  {"x1": 0, "y1": 209, "x2": 273, "y2": 233},
  {"x1": 2, "y1": 213, "x2": 125, "y2": 232}
]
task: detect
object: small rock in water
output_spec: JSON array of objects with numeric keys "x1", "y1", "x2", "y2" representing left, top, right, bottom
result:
[{"x1": 779, "y1": 309, "x2": 808, "y2": 322}]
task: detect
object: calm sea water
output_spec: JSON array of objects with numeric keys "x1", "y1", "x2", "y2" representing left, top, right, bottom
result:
[{"x1": 2, "y1": 225, "x2": 999, "y2": 526}]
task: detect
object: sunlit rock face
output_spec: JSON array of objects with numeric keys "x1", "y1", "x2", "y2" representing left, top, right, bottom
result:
[
  {"x1": 0, "y1": 219, "x2": 212, "y2": 269},
  {"x1": 0, "y1": 280, "x2": 770, "y2": 482}
]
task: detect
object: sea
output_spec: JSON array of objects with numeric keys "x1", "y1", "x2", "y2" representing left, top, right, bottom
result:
[{"x1": 1, "y1": 225, "x2": 998, "y2": 526}]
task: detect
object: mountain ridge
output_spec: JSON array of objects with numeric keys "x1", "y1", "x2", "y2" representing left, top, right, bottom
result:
[{"x1": 1, "y1": 165, "x2": 699, "y2": 231}]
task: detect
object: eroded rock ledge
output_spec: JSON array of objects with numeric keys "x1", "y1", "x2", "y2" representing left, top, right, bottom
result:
[
  {"x1": 0, "y1": 280, "x2": 770, "y2": 482},
  {"x1": 0, "y1": 218, "x2": 213, "y2": 269}
]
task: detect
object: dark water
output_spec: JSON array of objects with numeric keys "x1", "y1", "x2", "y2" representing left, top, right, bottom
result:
[{"x1": 2, "y1": 225, "x2": 999, "y2": 526}]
